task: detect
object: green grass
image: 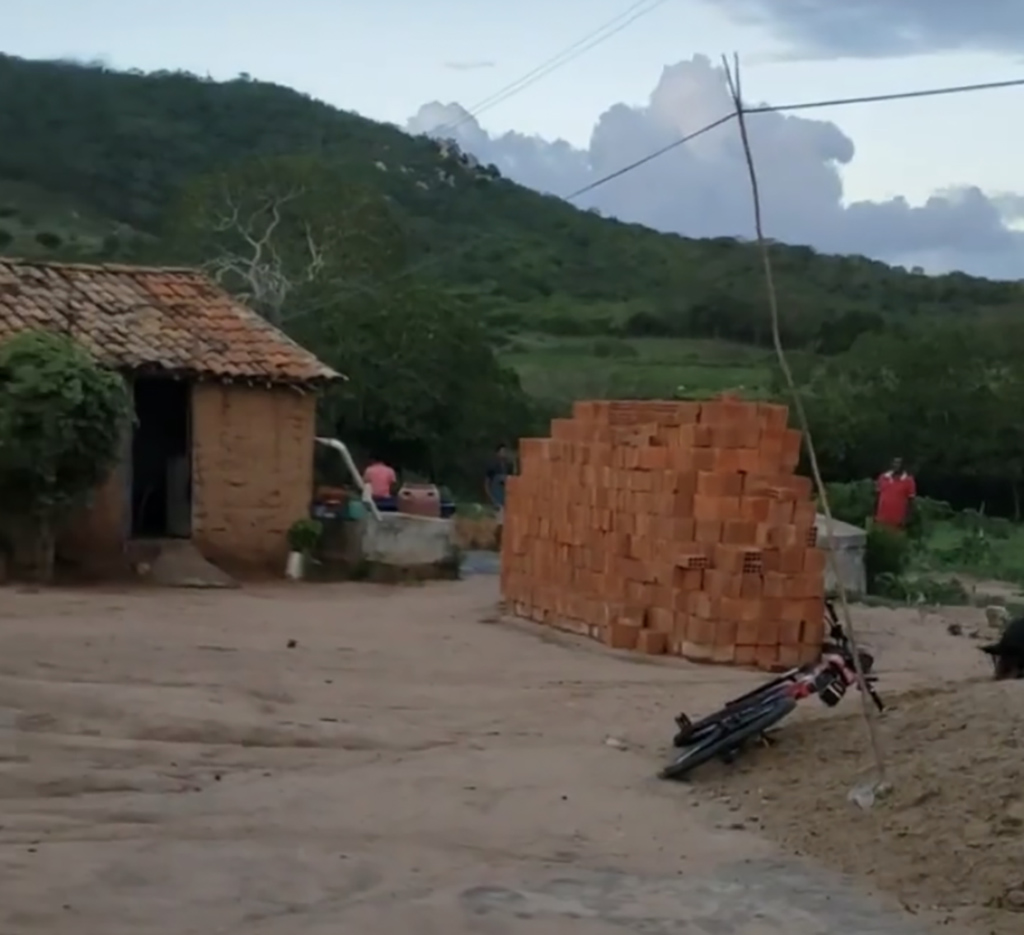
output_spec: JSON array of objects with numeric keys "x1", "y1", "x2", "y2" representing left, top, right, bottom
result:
[
  {"x1": 912, "y1": 519, "x2": 1024, "y2": 590},
  {"x1": 501, "y1": 334, "x2": 777, "y2": 403}
]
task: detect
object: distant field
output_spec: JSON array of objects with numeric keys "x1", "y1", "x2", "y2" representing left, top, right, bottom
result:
[{"x1": 501, "y1": 334, "x2": 779, "y2": 402}]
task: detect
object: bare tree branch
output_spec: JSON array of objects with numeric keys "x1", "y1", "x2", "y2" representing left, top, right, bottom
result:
[{"x1": 200, "y1": 183, "x2": 323, "y2": 324}]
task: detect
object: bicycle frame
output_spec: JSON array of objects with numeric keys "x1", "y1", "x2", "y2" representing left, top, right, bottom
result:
[{"x1": 673, "y1": 600, "x2": 883, "y2": 746}]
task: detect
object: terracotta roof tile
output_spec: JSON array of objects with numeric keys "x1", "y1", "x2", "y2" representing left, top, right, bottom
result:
[{"x1": 0, "y1": 259, "x2": 342, "y2": 385}]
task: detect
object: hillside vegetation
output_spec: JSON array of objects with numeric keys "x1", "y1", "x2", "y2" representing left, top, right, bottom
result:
[
  {"x1": 1, "y1": 53, "x2": 1024, "y2": 507},
  {"x1": 2, "y1": 54, "x2": 1021, "y2": 345}
]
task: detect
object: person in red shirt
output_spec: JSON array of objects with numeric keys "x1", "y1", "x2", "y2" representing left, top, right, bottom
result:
[
  {"x1": 875, "y1": 457, "x2": 916, "y2": 528},
  {"x1": 363, "y1": 455, "x2": 398, "y2": 509}
]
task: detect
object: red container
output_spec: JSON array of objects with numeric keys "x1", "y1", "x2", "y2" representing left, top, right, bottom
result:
[{"x1": 397, "y1": 483, "x2": 441, "y2": 518}]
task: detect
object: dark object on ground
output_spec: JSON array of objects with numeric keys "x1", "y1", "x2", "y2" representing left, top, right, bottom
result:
[{"x1": 980, "y1": 616, "x2": 1024, "y2": 679}]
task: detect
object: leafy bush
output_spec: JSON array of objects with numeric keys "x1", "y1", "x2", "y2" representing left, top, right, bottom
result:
[
  {"x1": 953, "y1": 508, "x2": 1013, "y2": 539},
  {"x1": 287, "y1": 518, "x2": 323, "y2": 555},
  {"x1": 904, "y1": 495, "x2": 954, "y2": 541},
  {"x1": 34, "y1": 230, "x2": 63, "y2": 249},
  {"x1": 932, "y1": 528, "x2": 995, "y2": 569},
  {"x1": 822, "y1": 479, "x2": 875, "y2": 527},
  {"x1": 0, "y1": 330, "x2": 130, "y2": 580},
  {"x1": 865, "y1": 524, "x2": 911, "y2": 592},
  {"x1": 871, "y1": 572, "x2": 969, "y2": 605}
]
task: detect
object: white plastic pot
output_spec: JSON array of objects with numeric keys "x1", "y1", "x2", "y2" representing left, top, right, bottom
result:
[{"x1": 285, "y1": 551, "x2": 305, "y2": 580}]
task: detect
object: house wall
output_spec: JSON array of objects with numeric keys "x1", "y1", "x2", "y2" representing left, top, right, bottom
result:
[
  {"x1": 191, "y1": 382, "x2": 316, "y2": 569},
  {"x1": 58, "y1": 463, "x2": 128, "y2": 571},
  {"x1": 56, "y1": 419, "x2": 130, "y2": 576}
]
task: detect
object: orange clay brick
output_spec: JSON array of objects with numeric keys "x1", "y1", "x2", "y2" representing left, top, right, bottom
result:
[
  {"x1": 603, "y1": 622, "x2": 639, "y2": 650},
  {"x1": 778, "y1": 547, "x2": 806, "y2": 574},
  {"x1": 755, "y1": 645, "x2": 780, "y2": 670},
  {"x1": 722, "y1": 520, "x2": 758, "y2": 544},
  {"x1": 676, "y1": 550, "x2": 711, "y2": 571},
  {"x1": 704, "y1": 570, "x2": 741, "y2": 598},
  {"x1": 672, "y1": 567, "x2": 705, "y2": 590},
  {"x1": 734, "y1": 645, "x2": 759, "y2": 666},
  {"x1": 694, "y1": 520, "x2": 723, "y2": 543},
  {"x1": 778, "y1": 618, "x2": 803, "y2": 647},
  {"x1": 756, "y1": 402, "x2": 790, "y2": 430},
  {"x1": 637, "y1": 629, "x2": 668, "y2": 655},
  {"x1": 804, "y1": 548, "x2": 827, "y2": 576},
  {"x1": 736, "y1": 617, "x2": 761, "y2": 646},
  {"x1": 696, "y1": 471, "x2": 744, "y2": 497},
  {"x1": 646, "y1": 607, "x2": 674, "y2": 634},
  {"x1": 740, "y1": 573, "x2": 763, "y2": 598},
  {"x1": 777, "y1": 645, "x2": 802, "y2": 668},
  {"x1": 797, "y1": 644, "x2": 820, "y2": 665},
  {"x1": 712, "y1": 544, "x2": 753, "y2": 574},
  {"x1": 781, "y1": 429, "x2": 803, "y2": 468}
]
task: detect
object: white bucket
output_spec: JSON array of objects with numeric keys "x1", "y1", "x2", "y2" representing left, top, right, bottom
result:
[{"x1": 285, "y1": 551, "x2": 305, "y2": 580}]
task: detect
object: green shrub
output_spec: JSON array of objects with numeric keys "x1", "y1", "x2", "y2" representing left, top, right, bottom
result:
[
  {"x1": 822, "y1": 479, "x2": 875, "y2": 527},
  {"x1": 287, "y1": 518, "x2": 323, "y2": 555},
  {"x1": 865, "y1": 524, "x2": 910, "y2": 592},
  {"x1": 34, "y1": 230, "x2": 63, "y2": 249},
  {"x1": 871, "y1": 572, "x2": 969, "y2": 605},
  {"x1": 933, "y1": 528, "x2": 994, "y2": 569}
]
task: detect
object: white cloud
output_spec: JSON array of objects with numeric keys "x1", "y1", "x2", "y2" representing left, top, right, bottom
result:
[
  {"x1": 407, "y1": 55, "x2": 1024, "y2": 278},
  {"x1": 708, "y1": 0, "x2": 1024, "y2": 58}
]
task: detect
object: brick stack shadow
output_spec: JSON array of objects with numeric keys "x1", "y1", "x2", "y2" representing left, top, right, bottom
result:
[{"x1": 500, "y1": 397, "x2": 827, "y2": 670}]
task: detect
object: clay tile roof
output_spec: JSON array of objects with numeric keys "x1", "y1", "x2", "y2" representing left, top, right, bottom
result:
[{"x1": 0, "y1": 259, "x2": 343, "y2": 385}]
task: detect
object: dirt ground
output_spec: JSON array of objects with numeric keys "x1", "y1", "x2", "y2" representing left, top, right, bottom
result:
[
  {"x1": 693, "y1": 604, "x2": 1024, "y2": 934},
  {"x1": 0, "y1": 579, "x2": 1014, "y2": 934}
]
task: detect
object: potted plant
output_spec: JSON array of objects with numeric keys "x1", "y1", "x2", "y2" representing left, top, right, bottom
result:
[{"x1": 285, "y1": 518, "x2": 323, "y2": 580}]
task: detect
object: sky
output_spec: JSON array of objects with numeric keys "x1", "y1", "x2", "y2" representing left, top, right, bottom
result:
[{"x1": 5, "y1": 0, "x2": 1024, "y2": 277}]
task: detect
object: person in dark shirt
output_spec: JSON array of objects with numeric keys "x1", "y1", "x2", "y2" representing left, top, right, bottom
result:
[
  {"x1": 981, "y1": 615, "x2": 1024, "y2": 679},
  {"x1": 484, "y1": 442, "x2": 513, "y2": 546}
]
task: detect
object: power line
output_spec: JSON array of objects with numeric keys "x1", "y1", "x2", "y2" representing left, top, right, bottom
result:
[
  {"x1": 564, "y1": 115, "x2": 734, "y2": 200},
  {"x1": 434, "y1": 0, "x2": 673, "y2": 137},
  {"x1": 570, "y1": 75, "x2": 1024, "y2": 200}
]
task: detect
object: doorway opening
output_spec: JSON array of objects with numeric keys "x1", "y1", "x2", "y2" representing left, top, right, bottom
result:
[{"x1": 131, "y1": 377, "x2": 192, "y2": 538}]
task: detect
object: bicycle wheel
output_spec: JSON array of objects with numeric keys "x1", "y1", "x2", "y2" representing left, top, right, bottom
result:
[
  {"x1": 673, "y1": 683, "x2": 792, "y2": 747},
  {"x1": 660, "y1": 695, "x2": 796, "y2": 781}
]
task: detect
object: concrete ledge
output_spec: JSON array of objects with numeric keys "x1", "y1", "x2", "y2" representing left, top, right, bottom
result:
[{"x1": 360, "y1": 513, "x2": 458, "y2": 567}]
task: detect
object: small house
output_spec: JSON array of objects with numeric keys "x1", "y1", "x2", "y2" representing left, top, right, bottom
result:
[{"x1": 0, "y1": 259, "x2": 342, "y2": 574}]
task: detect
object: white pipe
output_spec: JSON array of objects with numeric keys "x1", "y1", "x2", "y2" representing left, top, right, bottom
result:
[{"x1": 315, "y1": 437, "x2": 383, "y2": 521}]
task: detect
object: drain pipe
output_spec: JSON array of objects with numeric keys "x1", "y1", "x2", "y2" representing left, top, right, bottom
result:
[{"x1": 314, "y1": 437, "x2": 383, "y2": 521}]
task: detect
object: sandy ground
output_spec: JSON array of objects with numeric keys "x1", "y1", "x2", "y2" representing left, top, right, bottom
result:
[
  {"x1": 691, "y1": 604, "x2": 1024, "y2": 935},
  {"x1": 0, "y1": 579, "x2": 1008, "y2": 934}
]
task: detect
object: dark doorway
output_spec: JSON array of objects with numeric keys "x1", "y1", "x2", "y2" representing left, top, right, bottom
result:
[{"x1": 131, "y1": 378, "x2": 192, "y2": 538}]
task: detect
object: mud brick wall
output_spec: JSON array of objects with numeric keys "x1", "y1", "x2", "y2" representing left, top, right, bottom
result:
[
  {"x1": 500, "y1": 397, "x2": 826, "y2": 671},
  {"x1": 191, "y1": 383, "x2": 316, "y2": 569}
]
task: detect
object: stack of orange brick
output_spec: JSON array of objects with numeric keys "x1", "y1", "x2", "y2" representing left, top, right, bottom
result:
[{"x1": 500, "y1": 397, "x2": 826, "y2": 671}]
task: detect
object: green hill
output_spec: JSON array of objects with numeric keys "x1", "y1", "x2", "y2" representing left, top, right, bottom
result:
[{"x1": 0, "y1": 52, "x2": 1021, "y2": 403}]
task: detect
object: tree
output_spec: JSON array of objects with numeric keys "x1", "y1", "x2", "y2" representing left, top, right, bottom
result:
[
  {"x1": 800, "y1": 317, "x2": 1024, "y2": 514},
  {"x1": 0, "y1": 331, "x2": 131, "y2": 581},
  {"x1": 167, "y1": 155, "x2": 406, "y2": 324},
  {"x1": 290, "y1": 276, "x2": 539, "y2": 484},
  {"x1": 171, "y1": 154, "x2": 541, "y2": 487}
]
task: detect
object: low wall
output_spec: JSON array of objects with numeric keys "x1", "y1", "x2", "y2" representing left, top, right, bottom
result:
[
  {"x1": 814, "y1": 514, "x2": 867, "y2": 596},
  {"x1": 360, "y1": 513, "x2": 458, "y2": 566}
]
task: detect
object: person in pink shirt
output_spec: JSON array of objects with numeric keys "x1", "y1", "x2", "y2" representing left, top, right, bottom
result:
[{"x1": 363, "y1": 456, "x2": 397, "y2": 508}]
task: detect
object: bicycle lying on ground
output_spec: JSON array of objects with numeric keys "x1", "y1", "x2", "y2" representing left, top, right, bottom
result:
[{"x1": 659, "y1": 600, "x2": 884, "y2": 781}]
